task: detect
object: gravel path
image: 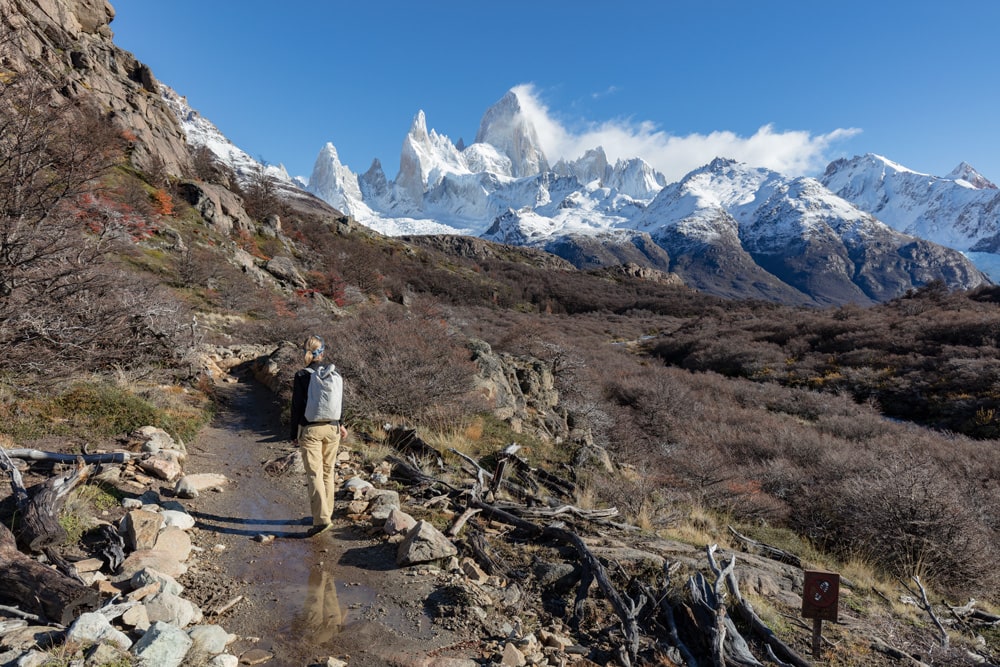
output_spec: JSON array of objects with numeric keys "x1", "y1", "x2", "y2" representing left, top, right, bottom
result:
[{"x1": 177, "y1": 369, "x2": 478, "y2": 666}]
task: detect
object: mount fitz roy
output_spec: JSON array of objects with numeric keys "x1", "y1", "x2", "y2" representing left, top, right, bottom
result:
[{"x1": 172, "y1": 88, "x2": 996, "y2": 307}]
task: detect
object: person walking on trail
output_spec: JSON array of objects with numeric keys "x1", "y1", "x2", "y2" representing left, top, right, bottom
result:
[{"x1": 290, "y1": 335, "x2": 347, "y2": 537}]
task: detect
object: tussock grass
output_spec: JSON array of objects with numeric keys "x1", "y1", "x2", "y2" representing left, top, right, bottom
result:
[
  {"x1": 59, "y1": 483, "x2": 123, "y2": 543},
  {"x1": 0, "y1": 377, "x2": 212, "y2": 445}
]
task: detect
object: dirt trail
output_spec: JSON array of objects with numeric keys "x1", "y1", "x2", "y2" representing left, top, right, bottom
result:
[{"x1": 177, "y1": 368, "x2": 475, "y2": 666}]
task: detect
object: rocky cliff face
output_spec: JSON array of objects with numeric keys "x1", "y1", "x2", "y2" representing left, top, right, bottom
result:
[{"x1": 1, "y1": 0, "x2": 192, "y2": 177}]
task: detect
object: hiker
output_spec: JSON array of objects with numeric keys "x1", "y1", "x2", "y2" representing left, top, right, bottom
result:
[{"x1": 290, "y1": 334, "x2": 347, "y2": 537}]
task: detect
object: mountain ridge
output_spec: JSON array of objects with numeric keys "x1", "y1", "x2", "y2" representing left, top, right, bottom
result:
[{"x1": 282, "y1": 91, "x2": 994, "y2": 306}]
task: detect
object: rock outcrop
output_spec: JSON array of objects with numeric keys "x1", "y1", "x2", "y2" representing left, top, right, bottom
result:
[{"x1": 0, "y1": 0, "x2": 193, "y2": 176}]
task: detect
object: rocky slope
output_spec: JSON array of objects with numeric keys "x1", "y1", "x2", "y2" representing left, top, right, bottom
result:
[{"x1": 0, "y1": 0, "x2": 192, "y2": 177}]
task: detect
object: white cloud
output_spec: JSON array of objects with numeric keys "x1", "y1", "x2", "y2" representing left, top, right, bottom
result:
[{"x1": 512, "y1": 84, "x2": 860, "y2": 183}]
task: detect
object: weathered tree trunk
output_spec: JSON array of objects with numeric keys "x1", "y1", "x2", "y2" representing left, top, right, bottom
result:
[
  {"x1": 0, "y1": 522, "x2": 100, "y2": 625},
  {"x1": 5, "y1": 449, "x2": 130, "y2": 464},
  {"x1": 470, "y1": 498, "x2": 644, "y2": 665},
  {"x1": 2, "y1": 446, "x2": 93, "y2": 552},
  {"x1": 710, "y1": 546, "x2": 812, "y2": 667},
  {"x1": 19, "y1": 460, "x2": 92, "y2": 552}
]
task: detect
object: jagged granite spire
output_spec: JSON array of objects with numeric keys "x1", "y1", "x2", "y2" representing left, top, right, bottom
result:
[{"x1": 474, "y1": 90, "x2": 549, "y2": 178}]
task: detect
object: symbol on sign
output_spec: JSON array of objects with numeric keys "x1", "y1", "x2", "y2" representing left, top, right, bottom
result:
[{"x1": 807, "y1": 578, "x2": 835, "y2": 607}]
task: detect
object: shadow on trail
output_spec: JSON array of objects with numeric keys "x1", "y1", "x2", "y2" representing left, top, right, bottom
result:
[
  {"x1": 208, "y1": 364, "x2": 288, "y2": 445},
  {"x1": 336, "y1": 529, "x2": 399, "y2": 572},
  {"x1": 187, "y1": 509, "x2": 318, "y2": 539}
]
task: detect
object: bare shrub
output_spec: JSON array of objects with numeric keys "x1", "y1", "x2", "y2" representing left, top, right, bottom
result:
[
  {"x1": 240, "y1": 160, "x2": 279, "y2": 222},
  {"x1": 792, "y1": 448, "x2": 996, "y2": 595},
  {"x1": 0, "y1": 71, "x2": 187, "y2": 375},
  {"x1": 329, "y1": 301, "x2": 486, "y2": 427}
]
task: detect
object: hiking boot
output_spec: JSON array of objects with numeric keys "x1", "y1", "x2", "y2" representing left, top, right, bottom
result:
[{"x1": 306, "y1": 523, "x2": 332, "y2": 538}]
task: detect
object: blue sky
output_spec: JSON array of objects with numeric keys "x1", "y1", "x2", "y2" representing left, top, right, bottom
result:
[{"x1": 111, "y1": 1, "x2": 1000, "y2": 185}]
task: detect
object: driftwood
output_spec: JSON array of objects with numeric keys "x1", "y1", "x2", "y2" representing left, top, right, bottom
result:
[
  {"x1": 13, "y1": 459, "x2": 92, "y2": 552},
  {"x1": 446, "y1": 507, "x2": 481, "y2": 537},
  {"x1": 449, "y1": 448, "x2": 490, "y2": 497},
  {"x1": 870, "y1": 639, "x2": 932, "y2": 666},
  {"x1": 469, "y1": 498, "x2": 644, "y2": 665},
  {"x1": 950, "y1": 599, "x2": 1000, "y2": 626},
  {"x1": 727, "y1": 525, "x2": 802, "y2": 568},
  {"x1": 464, "y1": 530, "x2": 505, "y2": 577},
  {"x1": 686, "y1": 570, "x2": 761, "y2": 667},
  {"x1": 492, "y1": 500, "x2": 619, "y2": 522},
  {"x1": 0, "y1": 521, "x2": 100, "y2": 625},
  {"x1": 0, "y1": 605, "x2": 44, "y2": 623},
  {"x1": 5, "y1": 449, "x2": 130, "y2": 464},
  {"x1": 209, "y1": 594, "x2": 244, "y2": 617},
  {"x1": 707, "y1": 545, "x2": 811, "y2": 667},
  {"x1": 387, "y1": 455, "x2": 461, "y2": 493}
]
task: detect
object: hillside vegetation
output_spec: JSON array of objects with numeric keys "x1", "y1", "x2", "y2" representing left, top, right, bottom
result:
[{"x1": 3, "y1": 31, "x2": 1000, "y2": 666}]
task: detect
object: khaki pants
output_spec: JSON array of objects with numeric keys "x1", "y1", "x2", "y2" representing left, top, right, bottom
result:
[
  {"x1": 299, "y1": 423, "x2": 340, "y2": 526},
  {"x1": 301, "y1": 567, "x2": 343, "y2": 642}
]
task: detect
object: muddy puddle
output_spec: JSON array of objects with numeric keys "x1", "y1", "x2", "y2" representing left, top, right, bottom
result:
[{"x1": 177, "y1": 372, "x2": 454, "y2": 666}]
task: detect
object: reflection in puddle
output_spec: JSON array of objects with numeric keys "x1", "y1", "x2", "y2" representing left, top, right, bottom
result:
[
  {"x1": 291, "y1": 566, "x2": 342, "y2": 642},
  {"x1": 279, "y1": 563, "x2": 379, "y2": 649}
]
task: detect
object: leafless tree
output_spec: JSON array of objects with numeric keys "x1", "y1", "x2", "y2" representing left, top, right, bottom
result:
[{"x1": 0, "y1": 66, "x2": 181, "y2": 376}]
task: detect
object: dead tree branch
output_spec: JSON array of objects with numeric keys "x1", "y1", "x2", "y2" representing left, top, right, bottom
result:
[
  {"x1": 5, "y1": 449, "x2": 130, "y2": 464},
  {"x1": 903, "y1": 575, "x2": 949, "y2": 649},
  {"x1": 727, "y1": 525, "x2": 801, "y2": 567},
  {"x1": 469, "y1": 498, "x2": 643, "y2": 665}
]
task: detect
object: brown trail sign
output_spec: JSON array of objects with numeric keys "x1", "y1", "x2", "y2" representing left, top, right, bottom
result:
[{"x1": 802, "y1": 569, "x2": 840, "y2": 657}]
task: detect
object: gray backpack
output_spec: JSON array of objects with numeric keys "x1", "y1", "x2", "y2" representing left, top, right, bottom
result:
[{"x1": 304, "y1": 365, "x2": 343, "y2": 422}]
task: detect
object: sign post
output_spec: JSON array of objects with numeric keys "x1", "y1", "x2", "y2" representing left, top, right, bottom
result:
[{"x1": 801, "y1": 570, "x2": 840, "y2": 658}]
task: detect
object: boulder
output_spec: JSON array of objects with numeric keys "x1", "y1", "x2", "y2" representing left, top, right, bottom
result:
[
  {"x1": 396, "y1": 520, "x2": 458, "y2": 566},
  {"x1": 144, "y1": 591, "x2": 202, "y2": 628},
  {"x1": 130, "y1": 620, "x2": 193, "y2": 667},
  {"x1": 121, "y1": 509, "x2": 163, "y2": 551},
  {"x1": 174, "y1": 473, "x2": 229, "y2": 499},
  {"x1": 187, "y1": 624, "x2": 235, "y2": 655},
  {"x1": 65, "y1": 612, "x2": 132, "y2": 650},
  {"x1": 131, "y1": 567, "x2": 183, "y2": 596},
  {"x1": 384, "y1": 508, "x2": 417, "y2": 536}
]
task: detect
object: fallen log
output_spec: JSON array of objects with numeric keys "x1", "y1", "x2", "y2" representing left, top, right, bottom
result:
[
  {"x1": 727, "y1": 525, "x2": 801, "y2": 568},
  {"x1": 507, "y1": 450, "x2": 576, "y2": 499},
  {"x1": 446, "y1": 507, "x2": 481, "y2": 537},
  {"x1": 870, "y1": 639, "x2": 931, "y2": 666},
  {"x1": 5, "y1": 449, "x2": 130, "y2": 464},
  {"x1": 387, "y1": 455, "x2": 461, "y2": 493},
  {"x1": 469, "y1": 498, "x2": 644, "y2": 665},
  {"x1": 493, "y1": 501, "x2": 619, "y2": 522},
  {"x1": 17, "y1": 460, "x2": 92, "y2": 552},
  {"x1": 0, "y1": 521, "x2": 100, "y2": 625}
]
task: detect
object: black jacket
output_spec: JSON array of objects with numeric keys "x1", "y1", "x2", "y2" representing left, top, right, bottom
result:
[{"x1": 290, "y1": 361, "x2": 325, "y2": 440}]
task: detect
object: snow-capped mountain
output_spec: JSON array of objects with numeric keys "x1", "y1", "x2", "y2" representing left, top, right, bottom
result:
[
  {"x1": 161, "y1": 86, "x2": 296, "y2": 189},
  {"x1": 627, "y1": 158, "x2": 989, "y2": 305},
  {"x1": 163, "y1": 83, "x2": 992, "y2": 306},
  {"x1": 821, "y1": 153, "x2": 1000, "y2": 278},
  {"x1": 299, "y1": 88, "x2": 990, "y2": 305},
  {"x1": 309, "y1": 89, "x2": 662, "y2": 241}
]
